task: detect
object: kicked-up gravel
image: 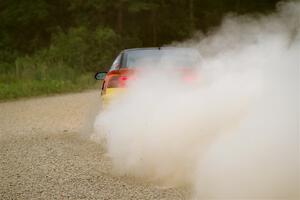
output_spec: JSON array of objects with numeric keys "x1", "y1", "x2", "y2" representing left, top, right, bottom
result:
[{"x1": 0, "y1": 91, "x2": 189, "y2": 199}]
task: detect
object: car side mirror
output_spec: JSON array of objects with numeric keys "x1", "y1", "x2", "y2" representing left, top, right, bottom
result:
[{"x1": 95, "y1": 72, "x2": 107, "y2": 80}]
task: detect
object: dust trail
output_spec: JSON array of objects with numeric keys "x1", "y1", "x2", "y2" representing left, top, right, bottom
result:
[{"x1": 94, "y1": 1, "x2": 299, "y2": 199}]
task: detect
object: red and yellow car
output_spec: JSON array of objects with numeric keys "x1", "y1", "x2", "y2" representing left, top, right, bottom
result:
[{"x1": 95, "y1": 47, "x2": 201, "y2": 105}]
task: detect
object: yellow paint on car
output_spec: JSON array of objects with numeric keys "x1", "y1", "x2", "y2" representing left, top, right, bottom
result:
[{"x1": 101, "y1": 88, "x2": 125, "y2": 107}]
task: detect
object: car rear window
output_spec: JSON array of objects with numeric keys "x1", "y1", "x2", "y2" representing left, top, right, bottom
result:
[{"x1": 123, "y1": 48, "x2": 201, "y2": 68}]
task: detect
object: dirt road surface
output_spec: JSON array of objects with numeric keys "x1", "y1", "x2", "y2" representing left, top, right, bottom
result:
[{"x1": 0, "y1": 91, "x2": 188, "y2": 200}]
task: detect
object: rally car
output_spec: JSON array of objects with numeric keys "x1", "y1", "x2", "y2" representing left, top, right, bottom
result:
[{"x1": 95, "y1": 47, "x2": 201, "y2": 105}]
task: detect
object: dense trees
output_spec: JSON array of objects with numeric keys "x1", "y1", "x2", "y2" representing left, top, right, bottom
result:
[{"x1": 0, "y1": 0, "x2": 280, "y2": 74}]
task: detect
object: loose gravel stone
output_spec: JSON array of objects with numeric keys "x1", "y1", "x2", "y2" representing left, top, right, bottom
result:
[{"x1": 0, "y1": 91, "x2": 189, "y2": 199}]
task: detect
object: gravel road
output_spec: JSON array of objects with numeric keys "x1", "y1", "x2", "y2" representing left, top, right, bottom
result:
[{"x1": 0, "y1": 91, "x2": 188, "y2": 200}]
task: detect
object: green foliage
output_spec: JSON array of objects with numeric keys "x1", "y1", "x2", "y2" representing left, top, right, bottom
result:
[
  {"x1": 0, "y1": 56, "x2": 98, "y2": 100},
  {"x1": 0, "y1": 26, "x2": 124, "y2": 100},
  {"x1": 0, "y1": 0, "x2": 280, "y2": 100},
  {"x1": 0, "y1": 76, "x2": 97, "y2": 100},
  {"x1": 46, "y1": 26, "x2": 125, "y2": 71}
]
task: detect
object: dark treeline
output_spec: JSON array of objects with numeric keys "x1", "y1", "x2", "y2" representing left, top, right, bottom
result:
[{"x1": 0, "y1": 0, "x2": 280, "y2": 99}]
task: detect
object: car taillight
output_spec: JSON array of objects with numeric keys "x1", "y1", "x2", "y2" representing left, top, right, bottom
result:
[
  {"x1": 107, "y1": 75, "x2": 130, "y2": 88},
  {"x1": 183, "y1": 74, "x2": 198, "y2": 83},
  {"x1": 107, "y1": 76, "x2": 120, "y2": 88},
  {"x1": 119, "y1": 76, "x2": 129, "y2": 87}
]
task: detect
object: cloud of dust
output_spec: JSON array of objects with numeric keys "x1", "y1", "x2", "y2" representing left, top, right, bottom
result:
[{"x1": 94, "y1": 1, "x2": 299, "y2": 199}]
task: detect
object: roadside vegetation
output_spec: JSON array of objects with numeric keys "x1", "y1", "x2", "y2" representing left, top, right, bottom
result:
[{"x1": 0, "y1": 0, "x2": 279, "y2": 100}]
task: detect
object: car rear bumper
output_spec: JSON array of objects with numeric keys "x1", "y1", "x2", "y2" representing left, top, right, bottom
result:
[{"x1": 101, "y1": 88, "x2": 125, "y2": 107}]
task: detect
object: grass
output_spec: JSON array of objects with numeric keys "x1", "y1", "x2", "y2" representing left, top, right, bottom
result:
[{"x1": 0, "y1": 73, "x2": 99, "y2": 101}]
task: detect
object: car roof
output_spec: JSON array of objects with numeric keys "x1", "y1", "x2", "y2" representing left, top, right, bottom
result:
[
  {"x1": 119, "y1": 47, "x2": 201, "y2": 68},
  {"x1": 122, "y1": 47, "x2": 197, "y2": 53}
]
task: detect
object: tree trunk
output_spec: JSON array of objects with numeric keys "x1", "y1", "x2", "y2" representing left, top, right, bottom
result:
[
  {"x1": 151, "y1": 10, "x2": 157, "y2": 46},
  {"x1": 189, "y1": 0, "x2": 195, "y2": 31},
  {"x1": 15, "y1": 60, "x2": 20, "y2": 79},
  {"x1": 117, "y1": 2, "x2": 123, "y2": 34}
]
